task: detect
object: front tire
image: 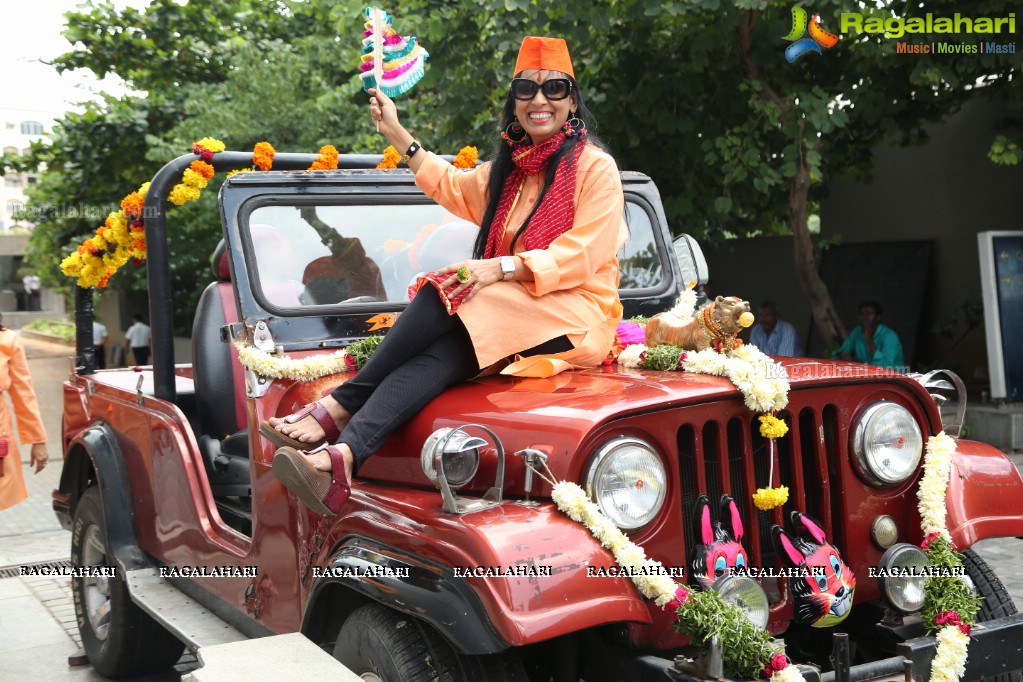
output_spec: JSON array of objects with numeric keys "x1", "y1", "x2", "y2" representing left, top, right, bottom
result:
[
  {"x1": 961, "y1": 548, "x2": 1022, "y2": 682},
  {"x1": 71, "y1": 487, "x2": 185, "y2": 678},
  {"x1": 334, "y1": 603, "x2": 527, "y2": 682}
]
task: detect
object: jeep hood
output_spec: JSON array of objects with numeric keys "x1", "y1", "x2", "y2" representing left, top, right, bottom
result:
[{"x1": 356, "y1": 357, "x2": 916, "y2": 491}]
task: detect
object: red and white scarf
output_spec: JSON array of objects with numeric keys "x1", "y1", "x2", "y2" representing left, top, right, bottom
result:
[{"x1": 482, "y1": 133, "x2": 586, "y2": 258}]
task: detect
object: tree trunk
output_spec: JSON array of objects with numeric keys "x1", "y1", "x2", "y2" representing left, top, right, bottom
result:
[
  {"x1": 738, "y1": 10, "x2": 846, "y2": 350},
  {"x1": 789, "y1": 153, "x2": 846, "y2": 347}
]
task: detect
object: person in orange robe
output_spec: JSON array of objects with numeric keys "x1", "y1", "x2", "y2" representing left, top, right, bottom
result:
[
  {"x1": 0, "y1": 317, "x2": 50, "y2": 511},
  {"x1": 266, "y1": 36, "x2": 625, "y2": 516}
]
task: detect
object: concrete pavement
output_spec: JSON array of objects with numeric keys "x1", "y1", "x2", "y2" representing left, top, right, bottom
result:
[
  {"x1": 1, "y1": 333, "x2": 1022, "y2": 681},
  {"x1": 0, "y1": 335, "x2": 192, "y2": 681}
]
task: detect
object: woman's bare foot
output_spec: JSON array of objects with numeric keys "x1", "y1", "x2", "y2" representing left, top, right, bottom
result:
[
  {"x1": 269, "y1": 396, "x2": 350, "y2": 444},
  {"x1": 304, "y1": 442, "x2": 355, "y2": 482}
]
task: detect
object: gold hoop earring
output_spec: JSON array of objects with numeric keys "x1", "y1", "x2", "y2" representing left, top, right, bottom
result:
[{"x1": 502, "y1": 118, "x2": 531, "y2": 145}]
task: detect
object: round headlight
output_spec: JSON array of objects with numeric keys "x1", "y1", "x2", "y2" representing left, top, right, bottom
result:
[
  {"x1": 877, "y1": 543, "x2": 929, "y2": 613},
  {"x1": 713, "y1": 575, "x2": 770, "y2": 629},
  {"x1": 585, "y1": 437, "x2": 666, "y2": 530},
  {"x1": 421, "y1": 428, "x2": 482, "y2": 489},
  {"x1": 852, "y1": 402, "x2": 923, "y2": 486}
]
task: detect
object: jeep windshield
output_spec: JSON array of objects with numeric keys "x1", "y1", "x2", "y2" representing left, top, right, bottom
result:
[{"x1": 239, "y1": 193, "x2": 673, "y2": 314}]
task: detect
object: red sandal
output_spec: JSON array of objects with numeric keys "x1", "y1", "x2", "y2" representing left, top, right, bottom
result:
[
  {"x1": 272, "y1": 444, "x2": 351, "y2": 516},
  {"x1": 258, "y1": 401, "x2": 342, "y2": 450}
]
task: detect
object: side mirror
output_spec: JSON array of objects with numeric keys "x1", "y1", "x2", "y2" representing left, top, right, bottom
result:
[{"x1": 673, "y1": 234, "x2": 710, "y2": 288}]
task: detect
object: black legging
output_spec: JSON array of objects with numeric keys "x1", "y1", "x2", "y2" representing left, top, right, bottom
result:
[{"x1": 331, "y1": 286, "x2": 570, "y2": 471}]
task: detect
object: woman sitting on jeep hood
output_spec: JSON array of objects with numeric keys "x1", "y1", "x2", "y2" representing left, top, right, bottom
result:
[{"x1": 263, "y1": 36, "x2": 626, "y2": 516}]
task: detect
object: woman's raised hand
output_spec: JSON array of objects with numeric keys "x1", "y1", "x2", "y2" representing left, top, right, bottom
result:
[{"x1": 368, "y1": 88, "x2": 402, "y2": 139}]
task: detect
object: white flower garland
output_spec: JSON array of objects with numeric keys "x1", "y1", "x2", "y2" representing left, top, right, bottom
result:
[
  {"x1": 549, "y1": 476, "x2": 801, "y2": 681},
  {"x1": 234, "y1": 341, "x2": 352, "y2": 381},
  {"x1": 918, "y1": 432, "x2": 970, "y2": 682},
  {"x1": 669, "y1": 286, "x2": 698, "y2": 319},
  {"x1": 918, "y1": 433, "x2": 955, "y2": 542},
  {"x1": 618, "y1": 342, "x2": 789, "y2": 414},
  {"x1": 681, "y1": 345, "x2": 789, "y2": 413},
  {"x1": 551, "y1": 481, "x2": 678, "y2": 606},
  {"x1": 930, "y1": 627, "x2": 970, "y2": 682}
]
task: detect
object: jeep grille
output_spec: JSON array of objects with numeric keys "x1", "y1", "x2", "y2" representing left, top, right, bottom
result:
[{"x1": 677, "y1": 396, "x2": 842, "y2": 603}]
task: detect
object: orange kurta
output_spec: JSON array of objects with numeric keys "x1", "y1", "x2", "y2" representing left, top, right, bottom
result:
[
  {"x1": 0, "y1": 329, "x2": 48, "y2": 511},
  {"x1": 414, "y1": 143, "x2": 626, "y2": 376}
]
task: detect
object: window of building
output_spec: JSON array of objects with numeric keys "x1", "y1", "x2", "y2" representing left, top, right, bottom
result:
[
  {"x1": 7, "y1": 200, "x2": 22, "y2": 216},
  {"x1": 4, "y1": 176, "x2": 22, "y2": 188},
  {"x1": 20, "y1": 121, "x2": 44, "y2": 135}
]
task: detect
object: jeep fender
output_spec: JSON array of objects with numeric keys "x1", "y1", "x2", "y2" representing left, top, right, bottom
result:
[
  {"x1": 303, "y1": 491, "x2": 653, "y2": 654},
  {"x1": 946, "y1": 438, "x2": 1023, "y2": 547},
  {"x1": 58, "y1": 423, "x2": 148, "y2": 571},
  {"x1": 302, "y1": 539, "x2": 509, "y2": 654}
]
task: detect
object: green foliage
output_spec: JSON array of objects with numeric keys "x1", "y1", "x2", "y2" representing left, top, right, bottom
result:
[
  {"x1": 989, "y1": 134, "x2": 1022, "y2": 165},
  {"x1": 922, "y1": 536, "x2": 982, "y2": 635},
  {"x1": 642, "y1": 344, "x2": 685, "y2": 371},
  {"x1": 20, "y1": 0, "x2": 1023, "y2": 339},
  {"x1": 24, "y1": 319, "x2": 76, "y2": 342},
  {"x1": 672, "y1": 589, "x2": 777, "y2": 677},
  {"x1": 346, "y1": 335, "x2": 384, "y2": 369}
]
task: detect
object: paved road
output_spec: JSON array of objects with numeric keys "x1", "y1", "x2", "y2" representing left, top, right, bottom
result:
[{"x1": 1, "y1": 334, "x2": 1021, "y2": 681}]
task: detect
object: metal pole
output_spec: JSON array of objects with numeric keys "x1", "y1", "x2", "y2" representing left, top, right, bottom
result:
[
  {"x1": 832, "y1": 633, "x2": 851, "y2": 682},
  {"x1": 74, "y1": 286, "x2": 95, "y2": 375}
]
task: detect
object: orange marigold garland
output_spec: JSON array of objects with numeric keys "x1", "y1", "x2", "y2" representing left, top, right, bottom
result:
[
  {"x1": 453, "y1": 145, "x2": 478, "y2": 169},
  {"x1": 253, "y1": 141, "x2": 275, "y2": 171},
  {"x1": 169, "y1": 137, "x2": 225, "y2": 206},
  {"x1": 63, "y1": 139, "x2": 476, "y2": 289},
  {"x1": 309, "y1": 145, "x2": 340, "y2": 170},
  {"x1": 377, "y1": 145, "x2": 400, "y2": 169},
  {"x1": 61, "y1": 182, "x2": 151, "y2": 288}
]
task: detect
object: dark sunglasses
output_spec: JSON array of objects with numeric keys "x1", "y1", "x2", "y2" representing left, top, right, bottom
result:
[{"x1": 511, "y1": 78, "x2": 573, "y2": 101}]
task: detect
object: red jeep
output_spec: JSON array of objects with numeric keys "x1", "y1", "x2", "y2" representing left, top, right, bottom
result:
[{"x1": 54, "y1": 151, "x2": 1023, "y2": 681}]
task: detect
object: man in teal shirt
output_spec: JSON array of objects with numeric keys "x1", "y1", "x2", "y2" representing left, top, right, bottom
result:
[{"x1": 834, "y1": 300, "x2": 906, "y2": 371}]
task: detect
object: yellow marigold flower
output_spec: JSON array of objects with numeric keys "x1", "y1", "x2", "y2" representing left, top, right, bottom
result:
[
  {"x1": 193, "y1": 137, "x2": 226, "y2": 153},
  {"x1": 120, "y1": 191, "x2": 144, "y2": 218},
  {"x1": 453, "y1": 145, "x2": 479, "y2": 169},
  {"x1": 61, "y1": 253, "x2": 83, "y2": 277},
  {"x1": 753, "y1": 486, "x2": 789, "y2": 511},
  {"x1": 253, "y1": 141, "x2": 275, "y2": 171},
  {"x1": 377, "y1": 145, "x2": 400, "y2": 170},
  {"x1": 182, "y1": 168, "x2": 210, "y2": 189},
  {"x1": 105, "y1": 211, "x2": 127, "y2": 233},
  {"x1": 227, "y1": 168, "x2": 253, "y2": 178},
  {"x1": 190, "y1": 159, "x2": 215, "y2": 180},
  {"x1": 169, "y1": 183, "x2": 202, "y2": 206},
  {"x1": 137, "y1": 182, "x2": 150, "y2": 198},
  {"x1": 759, "y1": 415, "x2": 789, "y2": 440}
]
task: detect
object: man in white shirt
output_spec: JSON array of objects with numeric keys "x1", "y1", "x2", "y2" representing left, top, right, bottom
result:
[
  {"x1": 125, "y1": 314, "x2": 152, "y2": 365},
  {"x1": 92, "y1": 320, "x2": 108, "y2": 369},
  {"x1": 749, "y1": 301, "x2": 803, "y2": 357}
]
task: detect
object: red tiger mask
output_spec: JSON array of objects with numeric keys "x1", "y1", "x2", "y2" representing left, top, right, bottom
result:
[
  {"x1": 689, "y1": 494, "x2": 748, "y2": 589},
  {"x1": 772, "y1": 511, "x2": 856, "y2": 627}
]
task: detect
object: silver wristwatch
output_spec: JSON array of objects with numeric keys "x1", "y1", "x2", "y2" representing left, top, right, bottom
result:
[{"x1": 499, "y1": 256, "x2": 516, "y2": 280}]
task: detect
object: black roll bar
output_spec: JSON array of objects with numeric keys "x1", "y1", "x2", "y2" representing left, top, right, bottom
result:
[{"x1": 140, "y1": 151, "x2": 385, "y2": 402}]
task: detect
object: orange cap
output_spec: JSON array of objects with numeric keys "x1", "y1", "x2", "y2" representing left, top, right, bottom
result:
[{"x1": 513, "y1": 36, "x2": 575, "y2": 80}]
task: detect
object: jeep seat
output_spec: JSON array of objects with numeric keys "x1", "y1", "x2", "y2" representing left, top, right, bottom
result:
[{"x1": 192, "y1": 240, "x2": 250, "y2": 497}]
